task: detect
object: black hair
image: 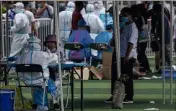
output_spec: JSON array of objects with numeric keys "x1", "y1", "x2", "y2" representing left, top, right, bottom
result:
[
  {"x1": 153, "y1": 3, "x2": 162, "y2": 13},
  {"x1": 75, "y1": 1, "x2": 84, "y2": 10},
  {"x1": 121, "y1": 7, "x2": 132, "y2": 15},
  {"x1": 23, "y1": 1, "x2": 30, "y2": 7}
]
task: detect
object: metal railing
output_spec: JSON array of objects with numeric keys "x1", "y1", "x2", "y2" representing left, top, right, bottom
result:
[
  {"x1": 0, "y1": 18, "x2": 175, "y2": 58},
  {"x1": 1, "y1": 18, "x2": 52, "y2": 58}
]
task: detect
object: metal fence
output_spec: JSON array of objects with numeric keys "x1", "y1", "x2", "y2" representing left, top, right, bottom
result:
[
  {"x1": 0, "y1": 18, "x2": 175, "y2": 58},
  {"x1": 1, "y1": 18, "x2": 52, "y2": 58}
]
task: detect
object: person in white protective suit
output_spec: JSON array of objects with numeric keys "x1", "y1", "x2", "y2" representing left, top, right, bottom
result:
[
  {"x1": 59, "y1": 1, "x2": 75, "y2": 60},
  {"x1": 83, "y1": 4, "x2": 105, "y2": 40},
  {"x1": 16, "y1": 36, "x2": 60, "y2": 111},
  {"x1": 9, "y1": 2, "x2": 30, "y2": 58},
  {"x1": 93, "y1": 1, "x2": 105, "y2": 17},
  {"x1": 59, "y1": 1, "x2": 75, "y2": 45}
]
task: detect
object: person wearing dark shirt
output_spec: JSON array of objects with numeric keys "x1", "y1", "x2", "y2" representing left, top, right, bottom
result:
[
  {"x1": 72, "y1": 1, "x2": 84, "y2": 30},
  {"x1": 131, "y1": 4, "x2": 152, "y2": 73},
  {"x1": 153, "y1": 4, "x2": 171, "y2": 66}
]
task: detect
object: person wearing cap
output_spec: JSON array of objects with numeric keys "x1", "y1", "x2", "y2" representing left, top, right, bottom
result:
[
  {"x1": 9, "y1": 2, "x2": 30, "y2": 58},
  {"x1": 44, "y1": 34, "x2": 65, "y2": 61},
  {"x1": 67, "y1": 19, "x2": 93, "y2": 60},
  {"x1": 105, "y1": 7, "x2": 138, "y2": 104},
  {"x1": 83, "y1": 4, "x2": 105, "y2": 36},
  {"x1": 16, "y1": 36, "x2": 60, "y2": 110},
  {"x1": 43, "y1": 34, "x2": 64, "y2": 110},
  {"x1": 59, "y1": 1, "x2": 75, "y2": 50}
]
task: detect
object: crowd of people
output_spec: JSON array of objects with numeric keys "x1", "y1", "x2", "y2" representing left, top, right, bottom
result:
[{"x1": 1, "y1": 1, "x2": 176, "y2": 111}]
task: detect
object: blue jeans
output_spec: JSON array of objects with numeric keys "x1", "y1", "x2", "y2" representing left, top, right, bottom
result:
[{"x1": 33, "y1": 78, "x2": 59, "y2": 106}]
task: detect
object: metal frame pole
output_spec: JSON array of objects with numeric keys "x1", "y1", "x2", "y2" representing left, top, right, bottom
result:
[
  {"x1": 6, "y1": 3, "x2": 9, "y2": 58},
  {"x1": 105, "y1": 1, "x2": 108, "y2": 26},
  {"x1": 0, "y1": 1, "x2": 2, "y2": 59},
  {"x1": 113, "y1": 1, "x2": 121, "y2": 80},
  {"x1": 162, "y1": 1, "x2": 166, "y2": 104},
  {"x1": 54, "y1": 1, "x2": 64, "y2": 111},
  {"x1": 170, "y1": 1, "x2": 173, "y2": 105},
  {"x1": 120, "y1": 1, "x2": 123, "y2": 10}
]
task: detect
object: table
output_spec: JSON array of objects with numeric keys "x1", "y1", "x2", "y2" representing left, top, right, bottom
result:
[
  {"x1": 61, "y1": 62, "x2": 87, "y2": 111},
  {"x1": 0, "y1": 60, "x2": 9, "y2": 85}
]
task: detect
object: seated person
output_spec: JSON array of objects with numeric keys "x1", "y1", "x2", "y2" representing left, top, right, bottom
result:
[
  {"x1": 16, "y1": 36, "x2": 60, "y2": 110},
  {"x1": 92, "y1": 24, "x2": 113, "y2": 60},
  {"x1": 67, "y1": 19, "x2": 93, "y2": 61}
]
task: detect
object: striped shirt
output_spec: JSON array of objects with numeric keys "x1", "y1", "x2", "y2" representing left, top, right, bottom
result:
[{"x1": 120, "y1": 22, "x2": 138, "y2": 58}]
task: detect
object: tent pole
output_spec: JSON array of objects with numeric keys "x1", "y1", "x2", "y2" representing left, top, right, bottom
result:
[
  {"x1": 105, "y1": 1, "x2": 108, "y2": 26},
  {"x1": 170, "y1": 1, "x2": 173, "y2": 105},
  {"x1": 162, "y1": 1, "x2": 166, "y2": 104},
  {"x1": 120, "y1": 1, "x2": 123, "y2": 10},
  {"x1": 0, "y1": 1, "x2": 2, "y2": 59},
  {"x1": 113, "y1": 1, "x2": 120, "y2": 80},
  {"x1": 54, "y1": 1, "x2": 64, "y2": 111}
]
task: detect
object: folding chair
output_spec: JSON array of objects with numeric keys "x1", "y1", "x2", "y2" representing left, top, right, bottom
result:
[
  {"x1": 63, "y1": 42, "x2": 86, "y2": 111},
  {"x1": 15, "y1": 64, "x2": 47, "y2": 110},
  {"x1": 90, "y1": 43, "x2": 109, "y2": 51}
]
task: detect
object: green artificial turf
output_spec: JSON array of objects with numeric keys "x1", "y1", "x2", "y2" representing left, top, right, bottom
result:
[
  {"x1": 9, "y1": 80, "x2": 175, "y2": 111},
  {"x1": 4, "y1": 58, "x2": 176, "y2": 111}
]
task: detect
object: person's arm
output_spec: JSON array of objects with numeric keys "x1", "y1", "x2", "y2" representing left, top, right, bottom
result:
[
  {"x1": 36, "y1": 4, "x2": 48, "y2": 17},
  {"x1": 124, "y1": 43, "x2": 134, "y2": 60},
  {"x1": 96, "y1": 16, "x2": 105, "y2": 32},
  {"x1": 151, "y1": 14, "x2": 157, "y2": 34},
  {"x1": 124, "y1": 24, "x2": 138, "y2": 63},
  {"x1": 30, "y1": 12, "x2": 38, "y2": 37},
  {"x1": 11, "y1": 14, "x2": 24, "y2": 32}
]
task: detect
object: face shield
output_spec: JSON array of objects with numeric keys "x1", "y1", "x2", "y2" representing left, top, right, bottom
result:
[
  {"x1": 13, "y1": 2, "x2": 24, "y2": 13},
  {"x1": 66, "y1": 1, "x2": 75, "y2": 12},
  {"x1": 94, "y1": 2, "x2": 99, "y2": 9},
  {"x1": 86, "y1": 4, "x2": 95, "y2": 13}
]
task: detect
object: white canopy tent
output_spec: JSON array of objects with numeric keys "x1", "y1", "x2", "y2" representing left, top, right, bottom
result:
[{"x1": 0, "y1": 1, "x2": 174, "y2": 111}]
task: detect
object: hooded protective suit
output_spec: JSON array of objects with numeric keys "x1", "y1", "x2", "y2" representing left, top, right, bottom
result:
[
  {"x1": 93, "y1": 1, "x2": 105, "y2": 17},
  {"x1": 83, "y1": 4, "x2": 105, "y2": 39},
  {"x1": 9, "y1": 2, "x2": 30, "y2": 58},
  {"x1": 16, "y1": 36, "x2": 60, "y2": 110},
  {"x1": 59, "y1": 1, "x2": 75, "y2": 46}
]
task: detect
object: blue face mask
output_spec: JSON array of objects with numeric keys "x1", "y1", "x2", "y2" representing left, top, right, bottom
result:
[
  {"x1": 14, "y1": 8, "x2": 23, "y2": 14},
  {"x1": 38, "y1": 4, "x2": 42, "y2": 8},
  {"x1": 119, "y1": 22, "x2": 126, "y2": 29},
  {"x1": 109, "y1": 13, "x2": 113, "y2": 17},
  {"x1": 121, "y1": 17, "x2": 129, "y2": 23}
]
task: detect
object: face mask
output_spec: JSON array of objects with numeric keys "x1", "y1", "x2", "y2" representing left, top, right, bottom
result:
[
  {"x1": 94, "y1": 3, "x2": 99, "y2": 9},
  {"x1": 119, "y1": 22, "x2": 126, "y2": 29},
  {"x1": 14, "y1": 8, "x2": 23, "y2": 14},
  {"x1": 121, "y1": 17, "x2": 129, "y2": 23},
  {"x1": 38, "y1": 4, "x2": 42, "y2": 8}
]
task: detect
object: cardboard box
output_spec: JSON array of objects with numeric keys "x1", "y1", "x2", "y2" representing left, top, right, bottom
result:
[
  {"x1": 89, "y1": 66, "x2": 104, "y2": 80},
  {"x1": 74, "y1": 67, "x2": 90, "y2": 80},
  {"x1": 102, "y1": 65, "x2": 111, "y2": 80},
  {"x1": 102, "y1": 52, "x2": 112, "y2": 66}
]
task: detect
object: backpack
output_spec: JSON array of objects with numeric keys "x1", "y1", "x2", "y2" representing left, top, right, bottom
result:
[{"x1": 46, "y1": 6, "x2": 53, "y2": 19}]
